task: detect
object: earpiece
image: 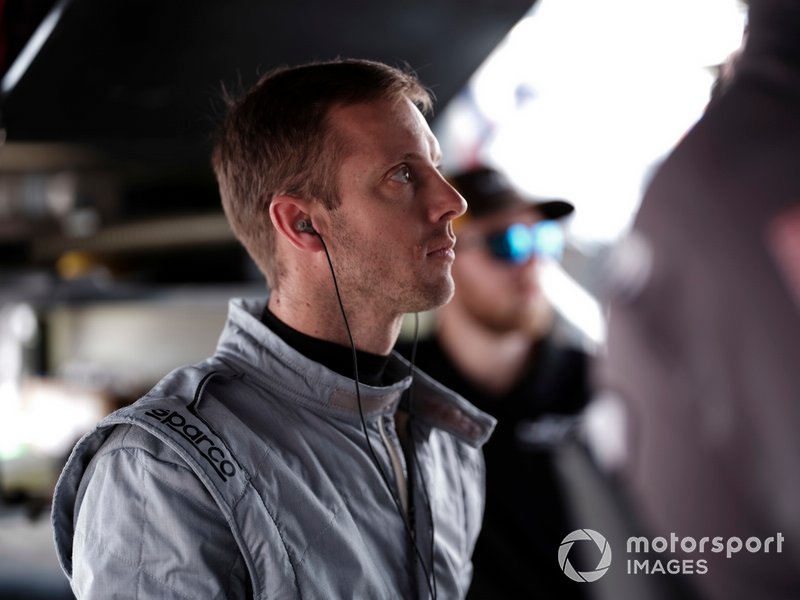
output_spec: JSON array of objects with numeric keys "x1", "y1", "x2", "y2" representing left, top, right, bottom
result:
[{"x1": 296, "y1": 219, "x2": 316, "y2": 234}]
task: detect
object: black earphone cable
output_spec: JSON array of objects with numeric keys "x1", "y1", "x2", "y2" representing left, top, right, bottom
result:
[
  {"x1": 316, "y1": 233, "x2": 436, "y2": 599},
  {"x1": 405, "y1": 315, "x2": 438, "y2": 599}
]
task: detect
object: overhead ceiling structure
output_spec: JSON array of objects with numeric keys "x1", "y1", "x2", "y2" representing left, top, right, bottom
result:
[{"x1": 0, "y1": 0, "x2": 534, "y2": 284}]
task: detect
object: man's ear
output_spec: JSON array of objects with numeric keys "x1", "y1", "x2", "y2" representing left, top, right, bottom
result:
[{"x1": 270, "y1": 194, "x2": 323, "y2": 252}]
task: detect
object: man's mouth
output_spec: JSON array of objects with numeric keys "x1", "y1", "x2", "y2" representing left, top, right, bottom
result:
[{"x1": 427, "y1": 238, "x2": 456, "y2": 258}]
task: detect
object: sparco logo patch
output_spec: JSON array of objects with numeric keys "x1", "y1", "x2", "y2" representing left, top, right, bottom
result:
[{"x1": 145, "y1": 408, "x2": 236, "y2": 482}]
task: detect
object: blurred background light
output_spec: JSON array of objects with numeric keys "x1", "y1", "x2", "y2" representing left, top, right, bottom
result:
[{"x1": 437, "y1": 0, "x2": 747, "y2": 245}]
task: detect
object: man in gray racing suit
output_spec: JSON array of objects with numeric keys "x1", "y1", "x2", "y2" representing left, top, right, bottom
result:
[{"x1": 52, "y1": 59, "x2": 495, "y2": 599}]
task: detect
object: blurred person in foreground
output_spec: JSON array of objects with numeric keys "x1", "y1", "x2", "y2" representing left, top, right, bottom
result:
[
  {"x1": 600, "y1": 0, "x2": 800, "y2": 598},
  {"x1": 398, "y1": 165, "x2": 591, "y2": 599},
  {"x1": 51, "y1": 59, "x2": 496, "y2": 599}
]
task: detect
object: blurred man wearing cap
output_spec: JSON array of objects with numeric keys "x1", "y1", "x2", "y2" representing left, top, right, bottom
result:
[{"x1": 397, "y1": 165, "x2": 591, "y2": 599}]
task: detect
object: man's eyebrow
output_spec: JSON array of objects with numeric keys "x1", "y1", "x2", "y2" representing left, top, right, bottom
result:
[{"x1": 401, "y1": 151, "x2": 443, "y2": 165}]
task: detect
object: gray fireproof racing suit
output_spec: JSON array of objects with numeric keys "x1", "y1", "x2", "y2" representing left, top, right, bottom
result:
[{"x1": 52, "y1": 298, "x2": 496, "y2": 599}]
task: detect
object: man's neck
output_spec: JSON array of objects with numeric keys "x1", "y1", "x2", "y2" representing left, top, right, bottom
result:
[
  {"x1": 437, "y1": 304, "x2": 537, "y2": 396},
  {"x1": 261, "y1": 306, "x2": 393, "y2": 386},
  {"x1": 269, "y1": 285, "x2": 402, "y2": 356}
]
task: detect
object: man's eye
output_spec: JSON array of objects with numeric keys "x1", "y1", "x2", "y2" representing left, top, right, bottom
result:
[{"x1": 389, "y1": 165, "x2": 412, "y2": 184}]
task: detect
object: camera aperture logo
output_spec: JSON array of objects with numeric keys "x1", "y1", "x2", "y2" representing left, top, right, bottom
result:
[{"x1": 559, "y1": 529, "x2": 612, "y2": 582}]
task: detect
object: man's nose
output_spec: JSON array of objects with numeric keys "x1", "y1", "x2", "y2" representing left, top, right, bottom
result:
[
  {"x1": 515, "y1": 253, "x2": 539, "y2": 271},
  {"x1": 428, "y1": 172, "x2": 467, "y2": 224}
]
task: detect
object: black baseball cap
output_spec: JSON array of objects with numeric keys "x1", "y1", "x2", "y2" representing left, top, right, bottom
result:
[{"x1": 448, "y1": 165, "x2": 574, "y2": 220}]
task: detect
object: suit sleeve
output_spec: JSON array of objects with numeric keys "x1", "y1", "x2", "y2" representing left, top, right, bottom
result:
[{"x1": 71, "y1": 425, "x2": 250, "y2": 599}]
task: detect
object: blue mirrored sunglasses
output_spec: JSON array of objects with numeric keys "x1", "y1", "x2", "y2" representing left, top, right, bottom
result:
[{"x1": 485, "y1": 221, "x2": 565, "y2": 263}]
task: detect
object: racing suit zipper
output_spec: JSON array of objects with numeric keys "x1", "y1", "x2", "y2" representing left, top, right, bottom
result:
[{"x1": 378, "y1": 414, "x2": 409, "y2": 518}]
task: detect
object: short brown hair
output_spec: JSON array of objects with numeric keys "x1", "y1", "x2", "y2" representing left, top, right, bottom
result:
[{"x1": 211, "y1": 58, "x2": 433, "y2": 287}]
